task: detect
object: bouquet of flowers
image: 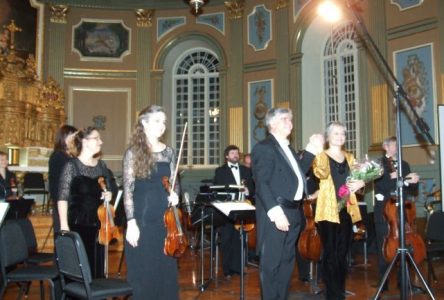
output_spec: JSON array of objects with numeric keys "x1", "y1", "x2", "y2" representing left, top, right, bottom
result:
[
  {"x1": 348, "y1": 156, "x2": 384, "y2": 182},
  {"x1": 337, "y1": 156, "x2": 384, "y2": 212}
]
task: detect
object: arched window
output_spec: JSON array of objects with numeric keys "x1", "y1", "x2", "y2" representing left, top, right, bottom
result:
[
  {"x1": 323, "y1": 22, "x2": 360, "y2": 155},
  {"x1": 173, "y1": 48, "x2": 220, "y2": 166}
]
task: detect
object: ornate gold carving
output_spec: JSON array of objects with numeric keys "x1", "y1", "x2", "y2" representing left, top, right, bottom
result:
[
  {"x1": 3, "y1": 20, "x2": 21, "y2": 51},
  {"x1": 136, "y1": 9, "x2": 155, "y2": 28},
  {"x1": 275, "y1": 0, "x2": 288, "y2": 10},
  {"x1": 0, "y1": 24, "x2": 66, "y2": 149},
  {"x1": 37, "y1": 77, "x2": 65, "y2": 110},
  {"x1": 224, "y1": 0, "x2": 245, "y2": 19},
  {"x1": 50, "y1": 5, "x2": 69, "y2": 24}
]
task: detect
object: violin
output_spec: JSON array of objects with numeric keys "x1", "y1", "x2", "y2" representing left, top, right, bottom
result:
[
  {"x1": 297, "y1": 198, "x2": 322, "y2": 261},
  {"x1": 162, "y1": 176, "x2": 188, "y2": 258},
  {"x1": 382, "y1": 157, "x2": 426, "y2": 265},
  {"x1": 97, "y1": 176, "x2": 121, "y2": 277},
  {"x1": 97, "y1": 177, "x2": 121, "y2": 245}
]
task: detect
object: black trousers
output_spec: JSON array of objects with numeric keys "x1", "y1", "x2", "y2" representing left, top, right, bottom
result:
[
  {"x1": 219, "y1": 221, "x2": 242, "y2": 275},
  {"x1": 70, "y1": 224, "x2": 105, "y2": 279},
  {"x1": 259, "y1": 207, "x2": 302, "y2": 300},
  {"x1": 318, "y1": 209, "x2": 352, "y2": 300}
]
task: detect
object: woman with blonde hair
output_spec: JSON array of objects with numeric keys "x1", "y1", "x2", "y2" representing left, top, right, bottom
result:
[
  {"x1": 123, "y1": 105, "x2": 180, "y2": 300},
  {"x1": 313, "y1": 121, "x2": 365, "y2": 300}
]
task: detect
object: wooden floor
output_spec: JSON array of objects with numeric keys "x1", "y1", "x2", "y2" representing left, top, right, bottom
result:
[{"x1": 3, "y1": 243, "x2": 443, "y2": 300}]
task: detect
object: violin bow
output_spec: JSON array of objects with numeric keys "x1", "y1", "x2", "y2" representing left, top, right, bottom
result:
[{"x1": 170, "y1": 122, "x2": 188, "y2": 196}]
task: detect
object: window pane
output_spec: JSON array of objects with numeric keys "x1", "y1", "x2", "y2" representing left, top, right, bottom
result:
[{"x1": 174, "y1": 51, "x2": 220, "y2": 166}]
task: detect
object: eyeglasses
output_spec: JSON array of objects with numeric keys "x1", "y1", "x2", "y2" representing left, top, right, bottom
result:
[{"x1": 86, "y1": 136, "x2": 101, "y2": 141}]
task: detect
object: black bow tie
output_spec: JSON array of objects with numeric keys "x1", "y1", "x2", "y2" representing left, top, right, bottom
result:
[{"x1": 230, "y1": 165, "x2": 238, "y2": 169}]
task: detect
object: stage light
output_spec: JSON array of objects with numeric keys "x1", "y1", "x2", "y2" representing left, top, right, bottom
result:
[{"x1": 317, "y1": 0, "x2": 342, "y2": 23}]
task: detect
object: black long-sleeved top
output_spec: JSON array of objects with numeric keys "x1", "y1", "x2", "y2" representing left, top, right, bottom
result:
[{"x1": 0, "y1": 169, "x2": 17, "y2": 199}]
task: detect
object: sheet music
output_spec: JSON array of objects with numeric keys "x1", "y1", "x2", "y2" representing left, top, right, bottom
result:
[
  {"x1": 0, "y1": 202, "x2": 10, "y2": 226},
  {"x1": 212, "y1": 201, "x2": 255, "y2": 217}
]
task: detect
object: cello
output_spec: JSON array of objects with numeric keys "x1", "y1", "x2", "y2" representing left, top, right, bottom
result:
[
  {"x1": 382, "y1": 157, "x2": 426, "y2": 265},
  {"x1": 97, "y1": 176, "x2": 121, "y2": 277},
  {"x1": 297, "y1": 198, "x2": 322, "y2": 262},
  {"x1": 383, "y1": 197, "x2": 426, "y2": 264},
  {"x1": 162, "y1": 122, "x2": 188, "y2": 258}
]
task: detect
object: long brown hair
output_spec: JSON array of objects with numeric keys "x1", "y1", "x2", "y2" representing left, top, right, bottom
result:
[
  {"x1": 130, "y1": 105, "x2": 166, "y2": 178},
  {"x1": 53, "y1": 125, "x2": 77, "y2": 155}
]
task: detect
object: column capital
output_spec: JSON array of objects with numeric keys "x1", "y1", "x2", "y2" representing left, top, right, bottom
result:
[
  {"x1": 136, "y1": 9, "x2": 155, "y2": 28},
  {"x1": 49, "y1": 5, "x2": 69, "y2": 24},
  {"x1": 275, "y1": 0, "x2": 289, "y2": 10},
  {"x1": 224, "y1": 0, "x2": 245, "y2": 20}
]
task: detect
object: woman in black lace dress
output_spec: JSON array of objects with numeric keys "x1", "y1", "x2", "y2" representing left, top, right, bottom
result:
[
  {"x1": 123, "y1": 105, "x2": 180, "y2": 300},
  {"x1": 48, "y1": 124, "x2": 77, "y2": 235},
  {"x1": 58, "y1": 127, "x2": 115, "y2": 279}
]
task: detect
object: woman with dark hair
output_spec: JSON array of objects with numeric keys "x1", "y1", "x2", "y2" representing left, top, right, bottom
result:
[
  {"x1": 58, "y1": 126, "x2": 116, "y2": 278},
  {"x1": 123, "y1": 105, "x2": 180, "y2": 300},
  {"x1": 48, "y1": 124, "x2": 77, "y2": 234}
]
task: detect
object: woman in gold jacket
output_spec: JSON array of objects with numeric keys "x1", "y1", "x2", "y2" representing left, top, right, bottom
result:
[{"x1": 313, "y1": 121, "x2": 365, "y2": 300}]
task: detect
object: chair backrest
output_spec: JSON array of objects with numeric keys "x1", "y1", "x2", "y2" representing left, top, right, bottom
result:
[
  {"x1": 0, "y1": 221, "x2": 29, "y2": 271},
  {"x1": 426, "y1": 211, "x2": 444, "y2": 241},
  {"x1": 15, "y1": 218, "x2": 38, "y2": 251},
  {"x1": 23, "y1": 173, "x2": 46, "y2": 190},
  {"x1": 55, "y1": 231, "x2": 93, "y2": 285}
]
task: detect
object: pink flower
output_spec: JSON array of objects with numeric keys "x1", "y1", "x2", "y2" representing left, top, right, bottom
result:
[
  {"x1": 337, "y1": 184, "x2": 351, "y2": 212},
  {"x1": 338, "y1": 184, "x2": 350, "y2": 199}
]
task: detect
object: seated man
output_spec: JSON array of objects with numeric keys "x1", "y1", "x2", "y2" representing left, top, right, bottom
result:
[{"x1": 214, "y1": 145, "x2": 254, "y2": 279}]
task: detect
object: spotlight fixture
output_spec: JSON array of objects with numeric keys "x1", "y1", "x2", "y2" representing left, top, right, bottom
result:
[{"x1": 187, "y1": 0, "x2": 208, "y2": 16}]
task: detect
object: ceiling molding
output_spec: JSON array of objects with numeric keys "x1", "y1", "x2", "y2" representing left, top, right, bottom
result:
[{"x1": 37, "y1": 0, "x2": 225, "y2": 10}]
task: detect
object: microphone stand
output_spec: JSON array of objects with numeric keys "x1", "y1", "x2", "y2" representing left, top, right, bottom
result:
[{"x1": 344, "y1": 1, "x2": 435, "y2": 299}]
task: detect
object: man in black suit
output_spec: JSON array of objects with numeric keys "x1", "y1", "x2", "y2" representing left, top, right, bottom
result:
[
  {"x1": 214, "y1": 145, "x2": 255, "y2": 278},
  {"x1": 251, "y1": 108, "x2": 324, "y2": 300},
  {"x1": 373, "y1": 136, "x2": 419, "y2": 291}
]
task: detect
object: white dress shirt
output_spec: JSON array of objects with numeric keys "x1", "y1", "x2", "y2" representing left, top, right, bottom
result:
[
  {"x1": 273, "y1": 135, "x2": 304, "y2": 201},
  {"x1": 228, "y1": 162, "x2": 241, "y2": 185}
]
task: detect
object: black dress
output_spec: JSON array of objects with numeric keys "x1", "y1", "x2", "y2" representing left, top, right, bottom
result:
[
  {"x1": 0, "y1": 169, "x2": 17, "y2": 200},
  {"x1": 48, "y1": 150, "x2": 71, "y2": 234},
  {"x1": 123, "y1": 146, "x2": 179, "y2": 300},
  {"x1": 59, "y1": 158, "x2": 114, "y2": 279}
]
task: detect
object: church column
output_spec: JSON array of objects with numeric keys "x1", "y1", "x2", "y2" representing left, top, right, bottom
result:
[
  {"x1": 151, "y1": 69, "x2": 164, "y2": 107},
  {"x1": 366, "y1": 0, "x2": 390, "y2": 148},
  {"x1": 290, "y1": 53, "x2": 303, "y2": 148},
  {"x1": 135, "y1": 9, "x2": 155, "y2": 111},
  {"x1": 225, "y1": 0, "x2": 245, "y2": 152},
  {"x1": 47, "y1": 5, "x2": 68, "y2": 86},
  {"x1": 275, "y1": 0, "x2": 290, "y2": 105}
]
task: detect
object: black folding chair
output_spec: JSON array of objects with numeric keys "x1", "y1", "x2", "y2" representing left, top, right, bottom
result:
[
  {"x1": 23, "y1": 173, "x2": 49, "y2": 214},
  {"x1": 0, "y1": 221, "x2": 58, "y2": 299},
  {"x1": 55, "y1": 230, "x2": 132, "y2": 300},
  {"x1": 425, "y1": 210, "x2": 444, "y2": 285},
  {"x1": 15, "y1": 218, "x2": 54, "y2": 264}
]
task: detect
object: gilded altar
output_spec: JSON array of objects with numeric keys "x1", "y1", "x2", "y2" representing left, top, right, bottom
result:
[{"x1": 0, "y1": 21, "x2": 65, "y2": 164}]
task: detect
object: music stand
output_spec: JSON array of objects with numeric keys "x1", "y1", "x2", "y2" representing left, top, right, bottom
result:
[
  {"x1": 191, "y1": 201, "x2": 216, "y2": 292},
  {"x1": 212, "y1": 201, "x2": 255, "y2": 300},
  {"x1": 209, "y1": 184, "x2": 245, "y2": 202}
]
